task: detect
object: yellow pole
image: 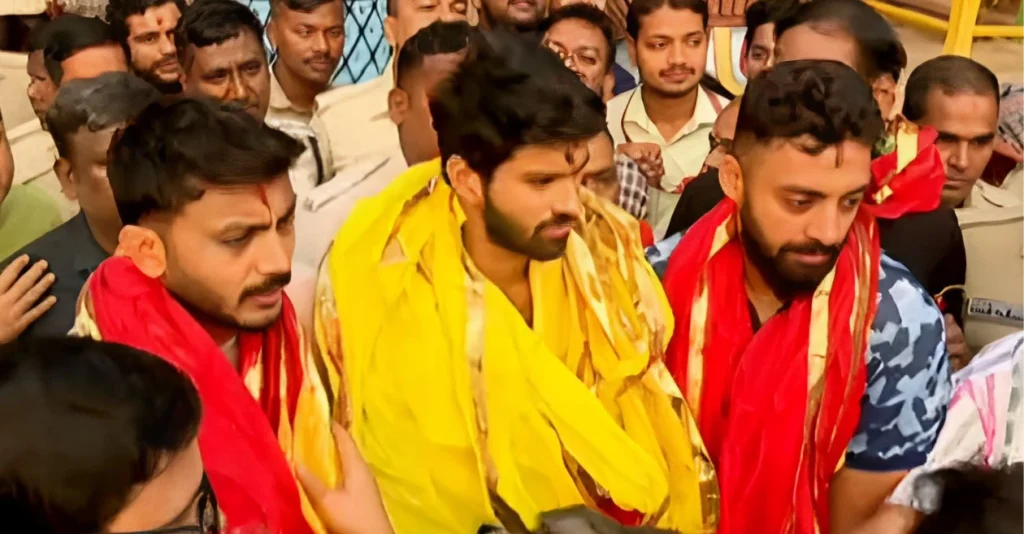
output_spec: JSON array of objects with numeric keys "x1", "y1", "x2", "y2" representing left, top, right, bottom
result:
[
  {"x1": 972, "y1": 24, "x2": 1024, "y2": 38},
  {"x1": 864, "y1": 0, "x2": 950, "y2": 32},
  {"x1": 944, "y1": 0, "x2": 983, "y2": 56}
]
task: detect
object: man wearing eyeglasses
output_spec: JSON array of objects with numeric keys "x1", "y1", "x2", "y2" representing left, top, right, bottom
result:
[{"x1": 540, "y1": 3, "x2": 614, "y2": 99}]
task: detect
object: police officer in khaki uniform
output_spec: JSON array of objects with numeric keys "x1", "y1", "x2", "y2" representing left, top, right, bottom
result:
[
  {"x1": 904, "y1": 56, "x2": 1024, "y2": 358},
  {"x1": 310, "y1": 0, "x2": 469, "y2": 175}
]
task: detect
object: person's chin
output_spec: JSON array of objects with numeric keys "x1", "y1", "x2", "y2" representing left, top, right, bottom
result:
[{"x1": 235, "y1": 304, "x2": 284, "y2": 331}]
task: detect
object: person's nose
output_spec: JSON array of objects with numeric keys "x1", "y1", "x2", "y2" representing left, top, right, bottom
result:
[
  {"x1": 257, "y1": 234, "x2": 293, "y2": 277},
  {"x1": 948, "y1": 141, "x2": 970, "y2": 172},
  {"x1": 806, "y1": 205, "x2": 846, "y2": 248},
  {"x1": 552, "y1": 180, "x2": 582, "y2": 220},
  {"x1": 158, "y1": 34, "x2": 176, "y2": 57},
  {"x1": 667, "y1": 42, "x2": 685, "y2": 66},
  {"x1": 312, "y1": 32, "x2": 329, "y2": 54}
]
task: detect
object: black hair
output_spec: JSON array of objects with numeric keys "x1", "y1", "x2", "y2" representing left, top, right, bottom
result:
[
  {"x1": 743, "y1": 0, "x2": 797, "y2": 51},
  {"x1": 27, "y1": 19, "x2": 50, "y2": 53},
  {"x1": 541, "y1": 3, "x2": 616, "y2": 72},
  {"x1": 916, "y1": 463, "x2": 1023, "y2": 534},
  {"x1": 775, "y1": 0, "x2": 907, "y2": 82},
  {"x1": 108, "y1": 97, "x2": 304, "y2": 225},
  {"x1": 732, "y1": 59, "x2": 884, "y2": 157},
  {"x1": 46, "y1": 72, "x2": 162, "y2": 160},
  {"x1": 396, "y1": 20, "x2": 472, "y2": 90},
  {"x1": 271, "y1": 0, "x2": 344, "y2": 13},
  {"x1": 903, "y1": 55, "x2": 1000, "y2": 122},
  {"x1": 177, "y1": 0, "x2": 264, "y2": 67},
  {"x1": 626, "y1": 0, "x2": 709, "y2": 41},
  {"x1": 40, "y1": 14, "x2": 117, "y2": 83},
  {"x1": 0, "y1": 337, "x2": 202, "y2": 533},
  {"x1": 430, "y1": 30, "x2": 606, "y2": 183},
  {"x1": 106, "y1": 0, "x2": 187, "y2": 52}
]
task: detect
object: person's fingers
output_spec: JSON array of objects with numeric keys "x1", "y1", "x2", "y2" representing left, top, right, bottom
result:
[
  {"x1": 8, "y1": 261, "x2": 48, "y2": 301},
  {"x1": 15, "y1": 296, "x2": 56, "y2": 332},
  {"x1": 0, "y1": 255, "x2": 30, "y2": 293},
  {"x1": 295, "y1": 462, "x2": 330, "y2": 503},
  {"x1": 15, "y1": 273, "x2": 55, "y2": 314},
  {"x1": 333, "y1": 422, "x2": 376, "y2": 490}
]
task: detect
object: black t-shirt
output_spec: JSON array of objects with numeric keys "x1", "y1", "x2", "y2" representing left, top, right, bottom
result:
[{"x1": 665, "y1": 168, "x2": 967, "y2": 323}]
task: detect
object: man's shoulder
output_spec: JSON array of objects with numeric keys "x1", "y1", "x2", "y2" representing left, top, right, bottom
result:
[
  {"x1": 606, "y1": 88, "x2": 636, "y2": 120},
  {"x1": 872, "y1": 254, "x2": 945, "y2": 350},
  {"x1": 314, "y1": 75, "x2": 391, "y2": 120}
]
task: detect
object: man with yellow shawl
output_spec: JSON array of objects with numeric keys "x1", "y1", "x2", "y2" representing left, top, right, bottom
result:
[
  {"x1": 315, "y1": 31, "x2": 718, "y2": 533},
  {"x1": 70, "y1": 98, "x2": 390, "y2": 534}
]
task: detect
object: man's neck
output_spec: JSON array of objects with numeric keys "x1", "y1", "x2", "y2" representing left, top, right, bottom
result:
[
  {"x1": 743, "y1": 255, "x2": 786, "y2": 326},
  {"x1": 273, "y1": 62, "x2": 320, "y2": 112},
  {"x1": 462, "y1": 222, "x2": 533, "y2": 324},
  {"x1": 198, "y1": 317, "x2": 242, "y2": 369},
  {"x1": 640, "y1": 83, "x2": 700, "y2": 141},
  {"x1": 83, "y1": 212, "x2": 120, "y2": 256}
]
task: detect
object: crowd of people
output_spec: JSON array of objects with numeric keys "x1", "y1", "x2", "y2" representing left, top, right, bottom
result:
[{"x1": 0, "y1": 0, "x2": 1021, "y2": 532}]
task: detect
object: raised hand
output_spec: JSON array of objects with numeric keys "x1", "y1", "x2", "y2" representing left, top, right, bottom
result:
[{"x1": 0, "y1": 256, "x2": 56, "y2": 344}]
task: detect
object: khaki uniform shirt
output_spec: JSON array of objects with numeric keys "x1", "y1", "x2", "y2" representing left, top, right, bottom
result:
[
  {"x1": 266, "y1": 68, "x2": 315, "y2": 126},
  {"x1": 310, "y1": 57, "x2": 399, "y2": 176},
  {"x1": 606, "y1": 85, "x2": 726, "y2": 238},
  {"x1": 287, "y1": 147, "x2": 407, "y2": 330},
  {"x1": 957, "y1": 178, "x2": 1024, "y2": 350},
  {"x1": 8, "y1": 120, "x2": 79, "y2": 221}
]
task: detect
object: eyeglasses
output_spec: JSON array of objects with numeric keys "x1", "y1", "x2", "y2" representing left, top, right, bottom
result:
[
  {"x1": 542, "y1": 40, "x2": 603, "y2": 72},
  {"x1": 115, "y1": 474, "x2": 221, "y2": 534}
]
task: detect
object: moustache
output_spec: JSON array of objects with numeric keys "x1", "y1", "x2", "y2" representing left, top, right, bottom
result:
[
  {"x1": 534, "y1": 214, "x2": 577, "y2": 235},
  {"x1": 155, "y1": 55, "x2": 179, "y2": 69},
  {"x1": 240, "y1": 273, "x2": 292, "y2": 300},
  {"x1": 659, "y1": 67, "x2": 695, "y2": 77},
  {"x1": 304, "y1": 54, "x2": 333, "y2": 64},
  {"x1": 779, "y1": 240, "x2": 843, "y2": 258}
]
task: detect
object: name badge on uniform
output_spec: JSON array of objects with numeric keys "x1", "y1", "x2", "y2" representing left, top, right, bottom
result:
[{"x1": 966, "y1": 297, "x2": 1024, "y2": 325}]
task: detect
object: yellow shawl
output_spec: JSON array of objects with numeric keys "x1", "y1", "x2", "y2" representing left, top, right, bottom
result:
[{"x1": 315, "y1": 159, "x2": 718, "y2": 533}]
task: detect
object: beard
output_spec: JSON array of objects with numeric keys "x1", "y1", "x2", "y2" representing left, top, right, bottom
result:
[
  {"x1": 738, "y1": 201, "x2": 844, "y2": 296},
  {"x1": 483, "y1": 190, "x2": 575, "y2": 262},
  {"x1": 168, "y1": 269, "x2": 292, "y2": 333}
]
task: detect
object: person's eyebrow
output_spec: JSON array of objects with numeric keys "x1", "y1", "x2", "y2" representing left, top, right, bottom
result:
[{"x1": 780, "y1": 186, "x2": 827, "y2": 199}]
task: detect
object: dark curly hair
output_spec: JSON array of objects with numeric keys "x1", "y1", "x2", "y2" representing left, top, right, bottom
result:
[
  {"x1": 105, "y1": 0, "x2": 187, "y2": 54},
  {"x1": 626, "y1": 0, "x2": 708, "y2": 41},
  {"x1": 429, "y1": 30, "x2": 606, "y2": 184},
  {"x1": 775, "y1": 0, "x2": 907, "y2": 83},
  {"x1": 108, "y1": 97, "x2": 304, "y2": 225},
  {"x1": 177, "y1": 0, "x2": 265, "y2": 69},
  {"x1": 732, "y1": 59, "x2": 884, "y2": 157}
]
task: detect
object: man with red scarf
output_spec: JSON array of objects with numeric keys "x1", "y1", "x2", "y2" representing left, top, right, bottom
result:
[
  {"x1": 70, "y1": 98, "x2": 392, "y2": 534},
  {"x1": 662, "y1": 61, "x2": 950, "y2": 534}
]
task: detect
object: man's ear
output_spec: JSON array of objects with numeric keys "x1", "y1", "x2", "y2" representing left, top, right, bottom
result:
[
  {"x1": 53, "y1": 157, "x2": 77, "y2": 201},
  {"x1": 447, "y1": 156, "x2": 485, "y2": 208},
  {"x1": 602, "y1": 71, "x2": 615, "y2": 102},
  {"x1": 872, "y1": 73, "x2": 898, "y2": 120},
  {"x1": 387, "y1": 87, "x2": 410, "y2": 127},
  {"x1": 265, "y1": 18, "x2": 278, "y2": 50},
  {"x1": 383, "y1": 15, "x2": 398, "y2": 50},
  {"x1": 718, "y1": 154, "x2": 744, "y2": 204},
  {"x1": 115, "y1": 224, "x2": 167, "y2": 279}
]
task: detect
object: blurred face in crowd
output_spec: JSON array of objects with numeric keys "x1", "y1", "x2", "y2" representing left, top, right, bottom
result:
[
  {"x1": 54, "y1": 126, "x2": 122, "y2": 234},
  {"x1": 125, "y1": 1, "x2": 183, "y2": 85},
  {"x1": 451, "y1": 137, "x2": 601, "y2": 262},
  {"x1": 385, "y1": 0, "x2": 468, "y2": 52},
  {"x1": 743, "y1": 22, "x2": 775, "y2": 80},
  {"x1": 268, "y1": 1, "x2": 346, "y2": 88},
  {"x1": 157, "y1": 175, "x2": 296, "y2": 331},
  {"x1": 634, "y1": 7, "x2": 708, "y2": 99},
  {"x1": 104, "y1": 439, "x2": 211, "y2": 532},
  {"x1": 720, "y1": 136, "x2": 871, "y2": 294},
  {"x1": 389, "y1": 51, "x2": 465, "y2": 166},
  {"x1": 774, "y1": 25, "x2": 898, "y2": 119},
  {"x1": 181, "y1": 30, "x2": 272, "y2": 121},
  {"x1": 543, "y1": 17, "x2": 612, "y2": 96},
  {"x1": 27, "y1": 50, "x2": 58, "y2": 125},
  {"x1": 914, "y1": 88, "x2": 998, "y2": 207},
  {"x1": 580, "y1": 132, "x2": 619, "y2": 204},
  {"x1": 704, "y1": 100, "x2": 739, "y2": 169},
  {"x1": 549, "y1": 0, "x2": 607, "y2": 11},
  {"x1": 477, "y1": 0, "x2": 548, "y2": 31},
  {"x1": 60, "y1": 44, "x2": 130, "y2": 82}
]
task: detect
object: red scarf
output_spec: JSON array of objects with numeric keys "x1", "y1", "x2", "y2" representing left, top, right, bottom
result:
[
  {"x1": 663, "y1": 202, "x2": 879, "y2": 533},
  {"x1": 88, "y1": 256, "x2": 313, "y2": 534}
]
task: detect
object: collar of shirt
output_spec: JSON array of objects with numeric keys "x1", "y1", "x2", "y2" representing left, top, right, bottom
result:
[
  {"x1": 268, "y1": 65, "x2": 314, "y2": 124},
  {"x1": 966, "y1": 179, "x2": 1023, "y2": 209},
  {"x1": 69, "y1": 213, "x2": 110, "y2": 278},
  {"x1": 622, "y1": 85, "x2": 720, "y2": 145}
]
